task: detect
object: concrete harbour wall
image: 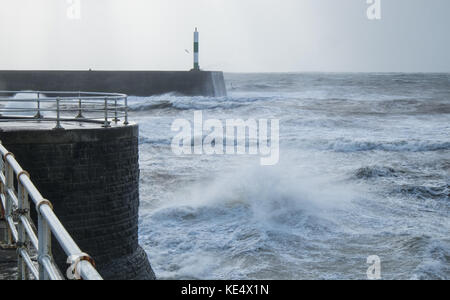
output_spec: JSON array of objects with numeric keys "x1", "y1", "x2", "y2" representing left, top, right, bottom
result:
[{"x1": 0, "y1": 70, "x2": 227, "y2": 97}]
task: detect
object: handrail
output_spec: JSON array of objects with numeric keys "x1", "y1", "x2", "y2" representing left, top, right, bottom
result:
[
  {"x1": 0, "y1": 90, "x2": 129, "y2": 129},
  {"x1": 0, "y1": 142, "x2": 102, "y2": 280}
]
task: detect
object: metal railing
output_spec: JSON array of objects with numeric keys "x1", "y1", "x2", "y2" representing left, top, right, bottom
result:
[
  {"x1": 0, "y1": 91, "x2": 129, "y2": 129},
  {"x1": 0, "y1": 143, "x2": 102, "y2": 280}
]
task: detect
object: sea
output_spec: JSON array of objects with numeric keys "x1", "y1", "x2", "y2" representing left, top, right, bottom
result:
[{"x1": 129, "y1": 73, "x2": 449, "y2": 280}]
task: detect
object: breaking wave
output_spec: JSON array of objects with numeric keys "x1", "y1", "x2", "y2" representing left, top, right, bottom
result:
[
  {"x1": 411, "y1": 239, "x2": 450, "y2": 280},
  {"x1": 128, "y1": 94, "x2": 273, "y2": 112},
  {"x1": 320, "y1": 139, "x2": 450, "y2": 153},
  {"x1": 140, "y1": 158, "x2": 362, "y2": 279},
  {"x1": 396, "y1": 184, "x2": 449, "y2": 200},
  {"x1": 132, "y1": 100, "x2": 178, "y2": 111},
  {"x1": 354, "y1": 166, "x2": 404, "y2": 179},
  {"x1": 137, "y1": 72, "x2": 450, "y2": 280},
  {"x1": 3, "y1": 92, "x2": 39, "y2": 117}
]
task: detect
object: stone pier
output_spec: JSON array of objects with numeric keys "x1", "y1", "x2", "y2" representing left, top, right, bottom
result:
[{"x1": 0, "y1": 121, "x2": 155, "y2": 280}]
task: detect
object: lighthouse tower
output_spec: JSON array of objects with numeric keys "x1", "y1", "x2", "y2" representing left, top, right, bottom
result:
[{"x1": 193, "y1": 28, "x2": 200, "y2": 71}]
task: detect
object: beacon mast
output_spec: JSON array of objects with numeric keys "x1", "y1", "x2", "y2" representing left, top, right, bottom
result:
[{"x1": 193, "y1": 28, "x2": 200, "y2": 71}]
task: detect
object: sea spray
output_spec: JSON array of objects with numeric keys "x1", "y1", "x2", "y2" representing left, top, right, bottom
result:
[{"x1": 137, "y1": 73, "x2": 450, "y2": 280}]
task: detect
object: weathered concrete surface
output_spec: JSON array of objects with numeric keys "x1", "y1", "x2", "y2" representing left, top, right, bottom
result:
[
  {"x1": 0, "y1": 122, "x2": 156, "y2": 280},
  {"x1": 0, "y1": 220, "x2": 16, "y2": 280},
  {"x1": 0, "y1": 70, "x2": 227, "y2": 97},
  {"x1": 0, "y1": 248, "x2": 17, "y2": 280}
]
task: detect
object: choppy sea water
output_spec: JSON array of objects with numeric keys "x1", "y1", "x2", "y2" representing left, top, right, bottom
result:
[{"x1": 131, "y1": 73, "x2": 449, "y2": 280}]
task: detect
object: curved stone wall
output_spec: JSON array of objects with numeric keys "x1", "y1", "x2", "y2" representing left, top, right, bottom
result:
[{"x1": 0, "y1": 124, "x2": 155, "y2": 280}]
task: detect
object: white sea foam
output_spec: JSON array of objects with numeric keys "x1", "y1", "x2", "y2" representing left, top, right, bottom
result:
[
  {"x1": 3, "y1": 92, "x2": 38, "y2": 117},
  {"x1": 137, "y1": 73, "x2": 450, "y2": 280}
]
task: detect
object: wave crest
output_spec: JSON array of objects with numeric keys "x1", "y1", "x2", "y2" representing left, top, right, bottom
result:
[
  {"x1": 321, "y1": 139, "x2": 450, "y2": 153},
  {"x1": 355, "y1": 166, "x2": 402, "y2": 179}
]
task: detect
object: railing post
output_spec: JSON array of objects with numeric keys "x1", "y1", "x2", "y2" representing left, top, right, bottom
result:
[
  {"x1": 103, "y1": 98, "x2": 110, "y2": 128},
  {"x1": 76, "y1": 92, "x2": 84, "y2": 119},
  {"x1": 0, "y1": 156, "x2": 6, "y2": 246},
  {"x1": 17, "y1": 178, "x2": 30, "y2": 280},
  {"x1": 34, "y1": 92, "x2": 42, "y2": 119},
  {"x1": 4, "y1": 160, "x2": 14, "y2": 246},
  {"x1": 38, "y1": 209, "x2": 52, "y2": 280},
  {"x1": 54, "y1": 98, "x2": 64, "y2": 130},
  {"x1": 113, "y1": 99, "x2": 119, "y2": 124},
  {"x1": 124, "y1": 96, "x2": 129, "y2": 125}
]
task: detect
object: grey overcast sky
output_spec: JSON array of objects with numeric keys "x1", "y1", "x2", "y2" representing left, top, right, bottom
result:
[{"x1": 0, "y1": 0, "x2": 449, "y2": 72}]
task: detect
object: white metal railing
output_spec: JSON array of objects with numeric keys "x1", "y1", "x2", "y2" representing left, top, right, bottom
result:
[
  {"x1": 0, "y1": 143, "x2": 102, "y2": 280},
  {"x1": 0, "y1": 91, "x2": 129, "y2": 129}
]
